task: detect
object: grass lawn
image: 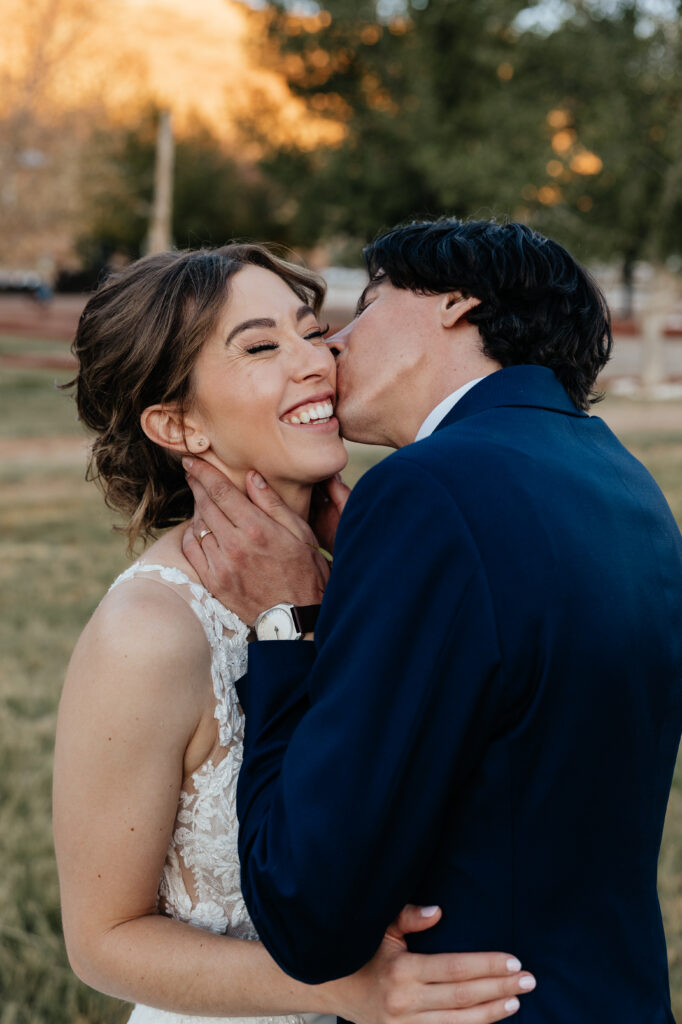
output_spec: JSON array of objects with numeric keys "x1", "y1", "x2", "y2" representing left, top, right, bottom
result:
[{"x1": 1, "y1": 347, "x2": 681, "y2": 1022}]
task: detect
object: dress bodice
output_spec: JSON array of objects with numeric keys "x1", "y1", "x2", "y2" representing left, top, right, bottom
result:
[{"x1": 108, "y1": 562, "x2": 323, "y2": 1024}]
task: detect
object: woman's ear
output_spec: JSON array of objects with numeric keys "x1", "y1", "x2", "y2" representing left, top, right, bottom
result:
[
  {"x1": 440, "y1": 292, "x2": 482, "y2": 329},
  {"x1": 140, "y1": 404, "x2": 210, "y2": 456}
]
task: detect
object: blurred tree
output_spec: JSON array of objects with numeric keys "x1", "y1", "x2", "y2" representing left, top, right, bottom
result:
[
  {"x1": 77, "y1": 108, "x2": 306, "y2": 269},
  {"x1": 250, "y1": 0, "x2": 682, "y2": 278},
  {"x1": 0, "y1": 0, "x2": 100, "y2": 271},
  {"x1": 515, "y1": 1, "x2": 682, "y2": 312},
  {"x1": 250, "y1": 0, "x2": 534, "y2": 255}
]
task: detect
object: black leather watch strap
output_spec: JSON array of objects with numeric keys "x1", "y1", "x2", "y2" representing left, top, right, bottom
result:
[{"x1": 291, "y1": 604, "x2": 321, "y2": 634}]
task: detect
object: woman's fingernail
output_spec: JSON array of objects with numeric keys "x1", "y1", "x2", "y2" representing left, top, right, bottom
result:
[
  {"x1": 419, "y1": 905, "x2": 439, "y2": 917},
  {"x1": 519, "y1": 976, "x2": 536, "y2": 991},
  {"x1": 506, "y1": 957, "x2": 522, "y2": 972},
  {"x1": 505, "y1": 997, "x2": 520, "y2": 1013},
  {"x1": 182, "y1": 456, "x2": 194, "y2": 470},
  {"x1": 251, "y1": 471, "x2": 267, "y2": 489}
]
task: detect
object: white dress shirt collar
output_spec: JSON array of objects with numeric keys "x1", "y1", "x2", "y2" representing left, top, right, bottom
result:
[{"x1": 414, "y1": 377, "x2": 485, "y2": 442}]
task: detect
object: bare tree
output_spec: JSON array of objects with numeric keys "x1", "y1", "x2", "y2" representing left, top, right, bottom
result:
[
  {"x1": 146, "y1": 110, "x2": 175, "y2": 254},
  {"x1": 0, "y1": 0, "x2": 100, "y2": 270}
]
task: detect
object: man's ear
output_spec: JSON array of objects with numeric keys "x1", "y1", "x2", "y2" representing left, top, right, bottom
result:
[
  {"x1": 140, "y1": 404, "x2": 210, "y2": 456},
  {"x1": 440, "y1": 292, "x2": 482, "y2": 329}
]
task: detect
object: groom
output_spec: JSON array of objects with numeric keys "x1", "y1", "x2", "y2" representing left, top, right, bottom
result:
[{"x1": 183, "y1": 218, "x2": 682, "y2": 1022}]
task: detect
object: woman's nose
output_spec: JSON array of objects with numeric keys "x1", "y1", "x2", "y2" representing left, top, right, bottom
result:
[{"x1": 293, "y1": 335, "x2": 336, "y2": 380}]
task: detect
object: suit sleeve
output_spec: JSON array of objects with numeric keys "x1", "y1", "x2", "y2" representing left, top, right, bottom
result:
[{"x1": 235, "y1": 454, "x2": 502, "y2": 983}]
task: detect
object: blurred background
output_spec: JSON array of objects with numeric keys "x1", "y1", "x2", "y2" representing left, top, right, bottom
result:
[{"x1": 1, "y1": 0, "x2": 681, "y2": 1020}]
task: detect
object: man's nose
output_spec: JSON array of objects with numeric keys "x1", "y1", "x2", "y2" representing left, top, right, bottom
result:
[{"x1": 326, "y1": 322, "x2": 351, "y2": 358}]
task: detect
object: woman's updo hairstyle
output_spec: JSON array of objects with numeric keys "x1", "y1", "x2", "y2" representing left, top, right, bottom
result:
[{"x1": 68, "y1": 244, "x2": 325, "y2": 551}]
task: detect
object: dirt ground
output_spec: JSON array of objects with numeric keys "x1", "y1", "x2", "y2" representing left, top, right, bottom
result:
[
  {"x1": 0, "y1": 435, "x2": 88, "y2": 463},
  {"x1": 596, "y1": 399, "x2": 682, "y2": 435}
]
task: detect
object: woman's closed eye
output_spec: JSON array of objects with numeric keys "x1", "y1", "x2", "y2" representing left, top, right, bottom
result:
[
  {"x1": 246, "y1": 342, "x2": 279, "y2": 354},
  {"x1": 305, "y1": 323, "x2": 330, "y2": 341},
  {"x1": 245, "y1": 325, "x2": 329, "y2": 355}
]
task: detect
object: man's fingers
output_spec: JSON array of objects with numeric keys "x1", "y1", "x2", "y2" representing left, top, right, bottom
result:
[
  {"x1": 183, "y1": 457, "x2": 254, "y2": 528},
  {"x1": 187, "y1": 477, "x2": 248, "y2": 538},
  {"x1": 182, "y1": 521, "x2": 211, "y2": 576},
  {"x1": 245, "y1": 471, "x2": 315, "y2": 543},
  {"x1": 192, "y1": 515, "x2": 219, "y2": 550},
  {"x1": 326, "y1": 473, "x2": 351, "y2": 515},
  {"x1": 422, "y1": 952, "x2": 523, "y2": 985}
]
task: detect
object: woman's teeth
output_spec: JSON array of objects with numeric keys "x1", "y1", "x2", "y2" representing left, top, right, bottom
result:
[{"x1": 283, "y1": 400, "x2": 334, "y2": 425}]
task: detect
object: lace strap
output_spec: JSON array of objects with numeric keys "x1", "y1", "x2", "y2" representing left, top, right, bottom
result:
[
  {"x1": 109, "y1": 563, "x2": 248, "y2": 635},
  {"x1": 110, "y1": 561, "x2": 204, "y2": 595},
  {"x1": 108, "y1": 562, "x2": 250, "y2": 748}
]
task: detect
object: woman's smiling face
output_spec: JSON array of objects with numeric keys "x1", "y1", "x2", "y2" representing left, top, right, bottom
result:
[{"x1": 186, "y1": 264, "x2": 348, "y2": 488}]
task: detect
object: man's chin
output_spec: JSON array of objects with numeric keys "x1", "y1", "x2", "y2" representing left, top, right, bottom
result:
[
  {"x1": 337, "y1": 415, "x2": 362, "y2": 444},
  {"x1": 338, "y1": 421, "x2": 392, "y2": 448},
  {"x1": 337, "y1": 402, "x2": 392, "y2": 446}
]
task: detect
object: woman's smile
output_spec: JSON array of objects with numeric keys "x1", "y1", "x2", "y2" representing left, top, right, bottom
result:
[{"x1": 280, "y1": 393, "x2": 336, "y2": 427}]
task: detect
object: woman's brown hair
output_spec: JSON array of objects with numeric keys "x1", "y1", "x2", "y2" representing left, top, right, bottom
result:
[{"x1": 66, "y1": 244, "x2": 326, "y2": 551}]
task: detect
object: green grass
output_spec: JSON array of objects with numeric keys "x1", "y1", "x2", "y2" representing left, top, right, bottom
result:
[
  {"x1": 0, "y1": 334, "x2": 72, "y2": 358},
  {"x1": 1, "y1": 357, "x2": 681, "y2": 1021},
  {"x1": 0, "y1": 367, "x2": 81, "y2": 439}
]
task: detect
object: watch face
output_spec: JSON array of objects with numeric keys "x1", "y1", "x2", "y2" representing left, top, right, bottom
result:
[{"x1": 257, "y1": 606, "x2": 297, "y2": 640}]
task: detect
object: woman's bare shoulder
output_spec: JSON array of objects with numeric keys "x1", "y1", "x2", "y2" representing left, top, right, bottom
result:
[{"x1": 64, "y1": 565, "x2": 211, "y2": 724}]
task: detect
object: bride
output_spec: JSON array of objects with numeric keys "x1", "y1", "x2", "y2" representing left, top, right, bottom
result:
[{"x1": 53, "y1": 244, "x2": 534, "y2": 1024}]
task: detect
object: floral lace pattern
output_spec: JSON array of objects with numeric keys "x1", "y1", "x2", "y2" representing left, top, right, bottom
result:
[{"x1": 108, "y1": 563, "x2": 312, "y2": 1024}]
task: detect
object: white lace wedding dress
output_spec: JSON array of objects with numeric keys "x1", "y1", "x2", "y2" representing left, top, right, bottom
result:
[{"x1": 109, "y1": 562, "x2": 333, "y2": 1024}]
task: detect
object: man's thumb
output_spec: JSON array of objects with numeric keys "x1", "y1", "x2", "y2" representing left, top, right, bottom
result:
[
  {"x1": 327, "y1": 474, "x2": 351, "y2": 515},
  {"x1": 245, "y1": 471, "x2": 314, "y2": 543}
]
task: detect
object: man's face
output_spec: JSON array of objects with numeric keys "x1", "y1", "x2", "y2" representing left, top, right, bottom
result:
[{"x1": 329, "y1": 276, "x2": 444, "y2": 448}]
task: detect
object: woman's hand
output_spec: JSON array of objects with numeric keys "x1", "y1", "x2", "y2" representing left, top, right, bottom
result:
[{"x1": 327, "y1": 905, "x2": 536, "y2": 1024}]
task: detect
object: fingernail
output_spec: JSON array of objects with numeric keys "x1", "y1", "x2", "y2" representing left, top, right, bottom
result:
[
  {"x1": 250, "y1": 471, "x2": 267, "y2": 489},
  {"x1": 519, "y1": 976, "x2": 536, "y2": 991},
  {"x1": 419, "y1": 905, "x2": 439, "y2": 917},
  {"x1": 182, "y1": 456, "x2": 194, "y2": 470},
  {"x1": 505, "y1": 998, "x2": 520, "y2": 1013},
  {"x1": 506, "y1": 958, "x2": 522, "y2": 973}
]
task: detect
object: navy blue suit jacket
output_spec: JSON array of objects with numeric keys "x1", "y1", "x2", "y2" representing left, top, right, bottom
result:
[{"x1": 236, "y1": 365, "x2": 682, "y2": 1023}]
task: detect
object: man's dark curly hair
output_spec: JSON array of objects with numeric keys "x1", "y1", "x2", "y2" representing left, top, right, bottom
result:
[{"x1": 363, "y1": 218, "x2": 612, "y2": 410}]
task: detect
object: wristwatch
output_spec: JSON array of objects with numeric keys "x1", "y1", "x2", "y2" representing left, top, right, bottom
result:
[{"x1": 253, "y1": 603, "x2": 321, "y2": 641}]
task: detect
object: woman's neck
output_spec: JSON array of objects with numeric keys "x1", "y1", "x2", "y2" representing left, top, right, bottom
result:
[{"x1": 264, "y1": 478, "x2": 313, "y2": 521}]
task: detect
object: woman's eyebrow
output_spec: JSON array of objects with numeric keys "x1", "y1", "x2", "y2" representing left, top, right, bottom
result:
[
  {"x1": 226, "y1": 317, "x2": 276, "y2": 344},
  {"x1": 226, "y1": 306, "x2": 316, "y2": 344}
]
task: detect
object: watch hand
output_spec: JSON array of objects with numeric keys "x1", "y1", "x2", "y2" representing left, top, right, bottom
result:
[{"x1": 274, "y1": 625, "x2": 280, "y2": 639}]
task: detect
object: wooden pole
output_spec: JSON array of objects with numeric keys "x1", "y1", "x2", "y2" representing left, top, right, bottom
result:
[
  {"x1": 147, "y1": 109, "x2": 174, "y2": 254},
  {"x1": 640, "y1": 268, "x2": 676, "y2": 397}
]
